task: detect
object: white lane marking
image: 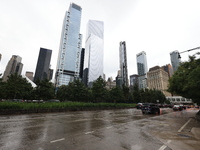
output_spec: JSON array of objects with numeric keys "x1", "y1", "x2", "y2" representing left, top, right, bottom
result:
[
  {"x1": 158, "y1": 140, "x2": 171, "y2": 150},
  {"x1": 85, "y1": 131, "x2": 94, "y2": 135},
  {"x1": 106, "y1": 126, "x2": 113, "y2": 129},
  {"x1": 167, "y1": 140, "x2": 171, "y2": 144},
  {"x1": 178, "y1": 118, "x2": 192, "y2": 132},
  {"x1": 50, "y1": 138, "x2": 65, "y2": 143},
  {"x1": 158, "y1": 145, "x2": 167, "y2": 150}
]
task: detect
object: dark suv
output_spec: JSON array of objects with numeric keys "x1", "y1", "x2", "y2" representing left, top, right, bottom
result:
[{"x1": 141, "y1": 103, "x2": 160, "y2": 114}]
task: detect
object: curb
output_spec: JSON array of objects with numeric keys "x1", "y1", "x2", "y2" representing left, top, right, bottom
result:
[{"x1": 195, "y1": 110, "x2": 200, "y2": 121}]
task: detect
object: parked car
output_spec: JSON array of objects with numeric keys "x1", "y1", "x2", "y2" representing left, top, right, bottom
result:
[
  {"x1": 141, "y1": 103, "x2": 160, "y2": 114},
  {"x1": 47, "y1": 99, "x2": 60, "y2": 102},
  {"x1": 136, "y1": 103, "x2": 143, "y2": 109},
  {"x1": 179, "y1": 104, "x2": 186, "y2": 110},
  {"x1": 173, "y1": 105, "x2": 183, "y2": 111}
]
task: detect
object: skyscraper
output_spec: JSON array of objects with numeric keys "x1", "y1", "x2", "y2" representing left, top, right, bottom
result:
[
  {"x1": 79, "y1": 48, "x2": 85, "y2": 80},
  {"x1": 170, "y1": 50, "x2": 181, "y2": 72},
  {"x1": 83, "y1": 20, "x2": 104, "y2": 87},
  {"x1": 34, "y1": 48, "x2": 52, "y2": 82},
  {"x1": 136, "y1": 51, "x2": 148, "y2": 89},
  {"x1": 2, "y1": 55, "x2": 23, "y2": 81},
  {"x1": 119, "y1": 41, "x2": 128, "y2": 87},
  {"x1": 55, "y1": 3, "x2": 82, "y2": 87}
]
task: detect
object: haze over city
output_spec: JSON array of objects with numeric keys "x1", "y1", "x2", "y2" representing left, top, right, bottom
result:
[{"x1": 1, "y1": 0, "x2": 200, "y2": 81}]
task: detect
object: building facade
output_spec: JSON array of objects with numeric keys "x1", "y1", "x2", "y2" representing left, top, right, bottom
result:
[
  {"x1": 136, "y1": 51, "x2": 148, "y2": 89},
  {"x1": 170, "y1": 50, "x2": 181, "y2": 72},
  {"x1": 55, "y1": 3, "x2": 82, "y2": 87},
  {"x1": 119, "y1": 41, "x2": 129, "y2": 87},
  {"x1": 34, "y1": 48, "x2": 52, "y2": 82},
  {"x1": 2, "y1": 55, "x2": 23, "y2": 81},
  {"x1": 79, "y1": 48, "x2": 85, "y2": 80},
  {"x1": 105, "y1": 77, "x2": 116, "y2": 89},
  {"x1": 130, "y1": 74, "x2": 138, "y2": 87},
  {"x1": 25, "y1": 71, "x2": 34, "y2": 81},
  {"x1": 83, "y1": 20, "x2": 104, "y2": 87},
  {"x1": 161, "y1": 64, "x2": 173, "y2": 78},
  {"x1": 147, "y1": 66, "x2": 171, "y2": 96}
]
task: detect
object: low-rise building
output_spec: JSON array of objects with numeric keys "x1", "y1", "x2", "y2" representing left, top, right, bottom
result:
[{"x1": 147, "y1": 66, "x2": 171, "y2": 96}]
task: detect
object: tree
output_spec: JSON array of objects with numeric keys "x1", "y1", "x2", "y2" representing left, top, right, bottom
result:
[
  {"x1": 109, "y1": 86, "x2": 124, "y2": 103},
  {"x1": 65, "y1": 79, "x2": 89, "y2": 102},
  {"x1": 132, "y1": 84, "x2": 141, "y2": 103},
  {"x1": 168, "y1": 54, "x2": 200, "y2": 104},
  {"x1": 0, "y1": 76, "x2": 7, "y2": 99},
  {"x1": 4, "y1": 73, "x2": 33, "y2": 99},
  {"x1": 34, "y1": 79, "x2": 55, "y2": 100},
  {"x1": 56, "y1": 85, "x2": 68, "y2": 101},
  {"x1": 91, "y1": 76, "x2": 107, "y2": 102},
  {"x1": 122, "y1": 84, "x2": 129, "y2": 102}
]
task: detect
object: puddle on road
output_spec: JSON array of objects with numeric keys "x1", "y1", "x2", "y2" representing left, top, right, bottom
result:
[{"x1": 177, "y1": 133, "x2": 192, "y2": 138}]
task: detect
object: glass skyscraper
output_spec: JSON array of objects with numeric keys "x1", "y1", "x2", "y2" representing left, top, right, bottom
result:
[
  {"x1": 83, "y1": 20, "x2": 104, "y2": 87},
  {"x1": 34, "y1": 47, "x2": 52, "y2": 82},
  {"x1": 137, "y1": 51, "x2": 148, "y2": 76},
  {"x1": 170, "y1": 50, "x2": 181, "y2": 72},
  {"x1": 55, "y1": 3, "x2": 82, "y2": 87},
  {"x1": 119, "y1": 41, "x2": 129, "y2": 87},
  {"x1": 136, "y1": 51, "x2": 148, "y2": 89}
]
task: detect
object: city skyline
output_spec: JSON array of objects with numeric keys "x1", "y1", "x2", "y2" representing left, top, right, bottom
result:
[{"x1": 0, "y1": 0, "x2": 200, "y2": 81}]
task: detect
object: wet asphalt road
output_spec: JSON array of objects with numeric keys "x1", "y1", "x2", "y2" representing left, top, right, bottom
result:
[{"x1": 0, "y1": 108, "x2": 199, "y2": 150}]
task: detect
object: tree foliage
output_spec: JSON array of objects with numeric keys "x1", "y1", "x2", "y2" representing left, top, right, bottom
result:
[
  {"x1": 91, "y1": 76, "x2": 107, "y2": 102},
  {"x1": 1, "y1": 73, "x2": 33, "y2": 99},
  {"x1": 34, "y1": 79, "x2": 55, "y2": 100},
  {"x1": 109, "y1": 86, "x2": 124, "y2": 103},
  {"x1": 168, "y1": 54, "x2": 200, "y2": 103}
]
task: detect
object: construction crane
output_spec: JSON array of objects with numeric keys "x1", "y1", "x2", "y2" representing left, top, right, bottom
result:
[{"x1": 178, "y1": 46, "x2": 200, "y2": 58}]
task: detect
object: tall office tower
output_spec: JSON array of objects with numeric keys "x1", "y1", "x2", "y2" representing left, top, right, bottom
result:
[
  {"x1": 79, "y1": 48, "x2": 85, "y2": 80},
  {"x1": 25, "y1": 71, "x2": 34, "y2": 81},
  {"x1": 170, "y1": 50, "x2": 181, "y2": 72},
  {"x1": 119, "y1": 41, "x2": 129, "y2": 87},
  {"x1": 83, "y1": 20, "x2": 104, "y2": 87},
  {"x1": 136, "y1": 51, "x2": 148, "y2": 89},
  {"x1": 55, "y1": 3, "x2": 82, "y2": 87},
  {"x1": 2, "y1": 55, "x2": 23, "y2": 81},
  {"x1": 34, "y1": 48, "x2": 52, "y2": 82},
  {"x1": 147, "y1": 66, "x2": 171, "y2": 96}
]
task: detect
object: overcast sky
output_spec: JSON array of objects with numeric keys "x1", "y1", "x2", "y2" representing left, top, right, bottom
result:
[{"x1": 1, "y1": 0, "x2": 200, "y2": 81}]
